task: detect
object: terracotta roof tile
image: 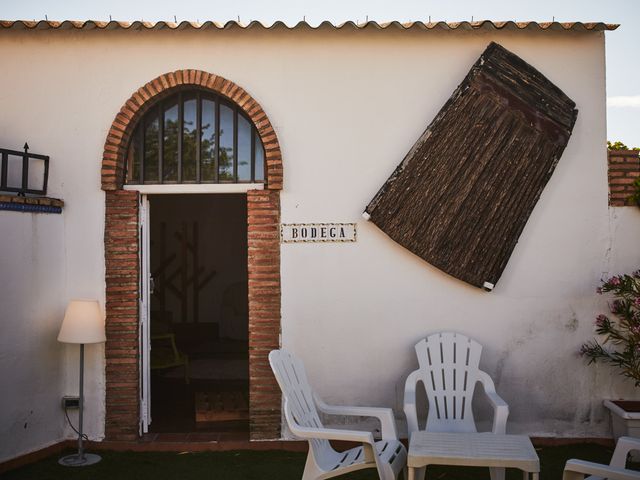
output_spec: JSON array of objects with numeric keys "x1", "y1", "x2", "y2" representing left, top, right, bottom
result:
[{"x1": 0, "y1": 19, "x2": 619, "y2": 32}]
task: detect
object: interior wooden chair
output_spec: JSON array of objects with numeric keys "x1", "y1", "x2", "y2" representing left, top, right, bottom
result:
[{"x1": 150, "y1": 333, "x2": 190, "y2": 384}]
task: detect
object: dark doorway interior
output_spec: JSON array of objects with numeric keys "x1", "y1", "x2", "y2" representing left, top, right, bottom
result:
[{"x1": 148, "y1": 194, "x2": 248, "y2": 439}]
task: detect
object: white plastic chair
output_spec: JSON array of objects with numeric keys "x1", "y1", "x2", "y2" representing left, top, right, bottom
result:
[
  {"x1": 269, "y1": 349, "x2": 407, "y2": 480},
  {"x1": 563, "y1": 436, "x2": 640, "y2": 480},
  {"x1": 403, "y1": 332, "x2": 509, "y2": 480}
]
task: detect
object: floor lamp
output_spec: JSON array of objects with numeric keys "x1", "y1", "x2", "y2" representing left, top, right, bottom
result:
[{"x1": 57, "y1": 299, "x2": 106, "y2": 467}]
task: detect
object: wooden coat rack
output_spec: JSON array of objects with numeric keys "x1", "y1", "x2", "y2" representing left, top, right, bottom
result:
[{"x1": 152, "y1": 221, "x2": 216, "y2": 323}]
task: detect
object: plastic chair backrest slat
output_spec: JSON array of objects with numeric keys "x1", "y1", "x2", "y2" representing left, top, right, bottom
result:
[{"x1": 416, "y1": 332, "x2": 482, "y2": 431}]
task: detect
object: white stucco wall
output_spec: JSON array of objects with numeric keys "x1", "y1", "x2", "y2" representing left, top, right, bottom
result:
[
  {"x1": 0, "y1": 25, "x2": 637, "y2": 461},
  {"x1": 0, "y1": 212, "x2": 67, "y2": 462},
  {"x1": 275, "y1": 29, "x2": 639, "y2": 437},
  {"x1": 0, "y1": 39, "x2": 107, "y2": 459}
]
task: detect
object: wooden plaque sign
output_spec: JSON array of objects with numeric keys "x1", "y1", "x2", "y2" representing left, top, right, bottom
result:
[{"x1": 364, "y1": 42, "x2": 577, "y2": 290}]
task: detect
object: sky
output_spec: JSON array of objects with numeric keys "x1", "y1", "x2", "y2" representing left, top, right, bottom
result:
[{"x1": 2, "y1": 0, "x2": 639, "y2": 147}]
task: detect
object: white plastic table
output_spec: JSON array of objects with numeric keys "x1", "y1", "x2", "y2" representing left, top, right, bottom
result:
[{"x1": 407, "y1": 432, "x2": 540, "y2": 480}]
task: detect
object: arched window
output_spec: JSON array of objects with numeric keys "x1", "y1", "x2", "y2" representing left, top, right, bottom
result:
[{"x1": 126, "y1": 89, "x2": 265, "y2": 184}]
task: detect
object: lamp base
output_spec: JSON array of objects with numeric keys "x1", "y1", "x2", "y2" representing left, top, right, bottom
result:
[{"x1": 58, "y1": 453, "x2": 102, "y2": 467}]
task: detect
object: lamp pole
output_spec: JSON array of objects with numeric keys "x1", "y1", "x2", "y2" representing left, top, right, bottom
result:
[
  {"x1": 58, "y1": 300, "x2": 104, "y2": 467},
  {"x1": 78, "y1": 343, "x2": 84, "y2": 460}
]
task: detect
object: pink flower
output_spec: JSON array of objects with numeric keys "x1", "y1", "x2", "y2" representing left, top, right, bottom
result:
[
  {"x1": 596, "y1": 315, "x2": 608, "y2": 328},
  {"x1": 610, "y1": 300, "x2": 624, "y2": 314},
  {"x1": 610, "y1": 276, "x2": 621, "y2": 286}
]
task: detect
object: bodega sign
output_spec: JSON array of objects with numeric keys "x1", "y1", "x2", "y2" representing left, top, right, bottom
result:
[{"x1": 281, "y1": 223, "x2": 357, "y2": 243}]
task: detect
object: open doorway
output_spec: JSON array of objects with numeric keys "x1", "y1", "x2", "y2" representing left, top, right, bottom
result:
[{"x1": 147, "y1": 194, "x2": 248, "y2": 438}]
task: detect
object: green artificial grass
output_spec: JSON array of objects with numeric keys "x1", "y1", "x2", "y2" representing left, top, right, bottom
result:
[{"x1": 2, "y1": 444, "x2": 617, "y2": 480}]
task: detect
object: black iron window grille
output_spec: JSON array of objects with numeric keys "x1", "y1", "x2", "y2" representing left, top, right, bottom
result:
[
  {"x1": 0, "y1": 143, "x2": 50, "y2": 196},
  {"x1": 126, "y1": 89, "x2": 265, "y2": 185}
]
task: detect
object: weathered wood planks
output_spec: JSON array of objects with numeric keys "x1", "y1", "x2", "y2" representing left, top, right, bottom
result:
[{"x1": 365, "y1": 42, "x2": 577, "y2": 290}]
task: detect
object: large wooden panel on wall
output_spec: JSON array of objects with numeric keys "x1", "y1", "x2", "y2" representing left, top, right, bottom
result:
[{"x1": 365, "y1": 42, "x2": 578, "y2": 290}]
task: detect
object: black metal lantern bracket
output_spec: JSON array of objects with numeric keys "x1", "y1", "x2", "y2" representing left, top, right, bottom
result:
[
  {"x1": 0, "y1": 142, "x2": 49, "y2": 196},
  {"x1": 0, "y1": 142, "x2": 63, "y2": 214}
]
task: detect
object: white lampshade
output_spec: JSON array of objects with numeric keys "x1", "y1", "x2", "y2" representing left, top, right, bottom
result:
[{"x1": 57, "y1": 300, "x2": 106, "y2": 344}]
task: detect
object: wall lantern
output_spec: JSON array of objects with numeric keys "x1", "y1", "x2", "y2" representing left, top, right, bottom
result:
[{"x1": 0, "y1": 142, "x2": 50, "y2": 196}]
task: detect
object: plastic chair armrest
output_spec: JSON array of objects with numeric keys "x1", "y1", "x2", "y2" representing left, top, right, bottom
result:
[
  {"x1": 477, "y1": 371, "x2": 509, "y2": 434},
  {"x1": 285, "y1": 401, "x2": 372, "y2": 442},
  {"x1": 611, "y1": 437, "x2": 640, "y2": 467},
  {"x1": 563, "y1": 459, "x2": 640, "y2": 480},
  {"x1": 283, "y1": 398, "x2": 375, "y2": 445},
  {"x1": 403, "y1": 370, "x2": 422, "y2": 436},
  {"x1": 289, "y1": 423, "x2": 375, "y2": 444},
  {"x1": 313, "y1": 393, "x2": 398, "y2": 440}
]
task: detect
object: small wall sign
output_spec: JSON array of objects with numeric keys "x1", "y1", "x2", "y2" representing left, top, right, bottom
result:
[{"x1": 281, "y1": 223, "x2": 357, "y2": 243}]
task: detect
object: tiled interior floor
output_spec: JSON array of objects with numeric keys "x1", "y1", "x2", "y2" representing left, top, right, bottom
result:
[{"x1": 150, "y1": 371, "x2": 249, "y2": 441}]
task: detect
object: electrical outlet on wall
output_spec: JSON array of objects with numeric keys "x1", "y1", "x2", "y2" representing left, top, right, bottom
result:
[{"x1": 62, "y1": 396, "x2": 80, "y2": 409}]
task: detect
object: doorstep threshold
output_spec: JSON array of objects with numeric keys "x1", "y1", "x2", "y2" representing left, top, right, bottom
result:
[{"x1": 87, "y1": 436, "x2": 308, "y2": 453}]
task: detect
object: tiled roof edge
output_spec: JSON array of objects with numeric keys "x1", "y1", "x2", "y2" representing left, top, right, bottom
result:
[{"x1": 0, "y1": 20, "x2": 619, "y2": 32}]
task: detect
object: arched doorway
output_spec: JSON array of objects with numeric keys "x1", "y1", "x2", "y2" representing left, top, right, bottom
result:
[{"x1": 101, "y1": 70, "x2": 282, "y2": 441}]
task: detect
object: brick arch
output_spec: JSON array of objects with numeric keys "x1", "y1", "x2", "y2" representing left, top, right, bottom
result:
[
  {"x1": 101, "y1": 69, "x2": 283, "y2": 190},
  {"x1": 103, "y1": 70, "x2": 282, "y2": 441}
]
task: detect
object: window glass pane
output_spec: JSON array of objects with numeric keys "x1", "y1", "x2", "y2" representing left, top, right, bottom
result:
[
  {"x1": 237, "y1": 115, "x2": 251, "y2": 182},
  {"x1": 219, "y1": 103, "x2": 234, "y2": 181},
  {"x1": 182, "y1": 96, "x2": 197, "y2": 182},
  {"x1": 27, "y1": 157, "x2": 45, "y2": 191},
  {"x1": 201, "y1": 99, "x2": 216, "y2": 181},
  {"x1": 126, "y1": 128, "x2": 142, "y2": 184},
  {"x1": 163, "y1": 100, "x2": 179, "y2": 182},
  {"x1": 254, "y1": 134, "x2": 265, "y2": 182},
  {"x1": 131, "y1": 92, "x2": 264, "y2": 185},
  {"x1": 144, "y1": 113, "x2": 159, "y2": 182},
  {"x1": 6, "y1": 155, "x2": 23, "y2": 189}
]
